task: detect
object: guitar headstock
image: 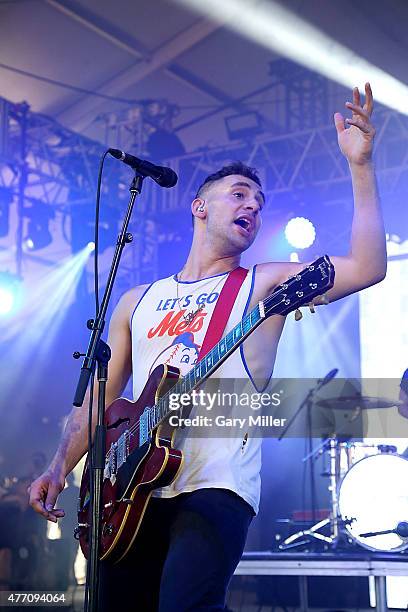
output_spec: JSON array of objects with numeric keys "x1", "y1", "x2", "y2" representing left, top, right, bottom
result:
[{"x1": 264, "y1": 255, "x2": 335, "y2": 317}]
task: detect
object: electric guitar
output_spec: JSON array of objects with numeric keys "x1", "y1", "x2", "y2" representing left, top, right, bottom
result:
[{"x1": 76, "y1": 255, "x2": 335, "y2": 563}]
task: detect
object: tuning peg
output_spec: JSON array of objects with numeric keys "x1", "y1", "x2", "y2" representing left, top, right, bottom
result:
[
  {"x1": 295, "y1": 309, "x2": 303, "y2": 321},
  {"x1": 308, "y1": 302, "x2": 316, "y2": 314}
]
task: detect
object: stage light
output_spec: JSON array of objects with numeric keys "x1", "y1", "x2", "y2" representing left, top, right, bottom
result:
[
  {"x1": 225, "y1": 111, "x2": 262, "y2": 140},
  {"x1": 24, "y1": 220, "x2": 53, "y2": 251},
  {"x1": 87, "y1": 241, "x2": 95, "y2": 252},
  {"x1": 175, "y1": 0, "x2": 408, "y2": 116},
  {"x1": 0, "y1": 272, "x2": 22, "y2": 316},
  {"x1": 284, "y1": 217, "x2": 316, "y2": 249},
  {"x1": 23, "y1": 201, "x2": 54, "y2": 251}
]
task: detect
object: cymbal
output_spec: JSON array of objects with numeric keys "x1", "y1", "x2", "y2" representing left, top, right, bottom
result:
[{"x1": 316, "y1": 395, "x2": 403, "y2": 410}]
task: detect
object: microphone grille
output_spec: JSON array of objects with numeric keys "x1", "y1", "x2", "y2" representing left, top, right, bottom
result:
[{"x1": 158, "y1": 167, "x2": 178, "y2": 188}]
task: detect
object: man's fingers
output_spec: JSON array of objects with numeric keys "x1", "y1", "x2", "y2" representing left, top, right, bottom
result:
[
  {"x1": 51, "y1": 509, "x2": 65, "y2": 517},
  {"x1": 345, "y1": 102, "x2": 369, "y2": 120},
  {"x1": 345, "y1": 117, "x2": 372, "y2": 134},
  {"x1": 333, "y1": 112, "x2": 345, "y2": 134},
  {"x1": 46, "y1": 508, "x2": 65, "y2": 522},
  {"x1": 30, "y1": 496, "x2": 57, "y2": 522},
  {"x1": 45, "y1": 485, "x2": 61, "y2": 512},
  {"x1": 352, "y1": 86, "x2": 361, "y2": 108},
  {"x1": 350, "y1": 83, "x2": 374, "y2": 116},
  {"x1": 364, "y1": 82, "x2": 374, "y2": 115},
  {"x1": 30, "y1": 498, "x2": 64, "y2": 522},
  {"x1": 30, "y1": 497, "x2": 49, "y2": 518}
]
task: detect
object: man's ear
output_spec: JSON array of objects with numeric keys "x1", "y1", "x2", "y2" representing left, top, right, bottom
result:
[{"x1": 191, "y1": 198, "x2": 206, "y2": 221}]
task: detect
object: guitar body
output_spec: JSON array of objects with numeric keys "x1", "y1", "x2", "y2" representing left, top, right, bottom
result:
[{"x1": 77, "y1": 364, "x2": 182, "y2": 563}]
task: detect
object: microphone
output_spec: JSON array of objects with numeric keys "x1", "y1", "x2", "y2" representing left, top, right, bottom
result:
[
  {"x1": 108, "y1": 148, "x2": 178, "y2": 188},
  {"x1": 396, "y1": 521, "x2": 408, "y2": 538},
  {"x1": 317, "y1": 368, "x2": 338, "y2": 390}
]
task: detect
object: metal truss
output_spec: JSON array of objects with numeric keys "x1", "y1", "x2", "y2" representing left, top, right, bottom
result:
[
  {"x1": 0, "y1": 99, "x2": 103, "y2": 203},
  {"x1": 159, "y1": 106, "x2": 408, "y2": 215},
  {"x1": 2, "y1": 73, "x2": 408, "y2": 291},
  {"x1": 0, "y1": 96, "x2": 162, "y2": 280}
]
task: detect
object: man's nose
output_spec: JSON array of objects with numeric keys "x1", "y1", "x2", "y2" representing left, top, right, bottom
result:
[{"x1": 244, "y1": 198, "x2": 260, "y2": 213}]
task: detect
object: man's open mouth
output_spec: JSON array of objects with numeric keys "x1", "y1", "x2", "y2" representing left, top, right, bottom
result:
[{"x1": 233, "y1": 216, "x2": 252, "y2": 233}]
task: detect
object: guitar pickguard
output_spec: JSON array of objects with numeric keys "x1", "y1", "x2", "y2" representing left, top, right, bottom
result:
[{"x1": 115, "y1": 439, "x2": 151, "y2": 500}]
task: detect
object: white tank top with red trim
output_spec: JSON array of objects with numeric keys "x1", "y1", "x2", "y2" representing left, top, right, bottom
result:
[{"x1": 130, "y1": 267, "x2": 262, "y2": 513}]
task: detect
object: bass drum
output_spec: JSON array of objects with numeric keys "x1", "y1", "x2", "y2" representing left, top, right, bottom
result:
[{"x1": 338, "y1": 453, "x2": 408, "y2": 552}]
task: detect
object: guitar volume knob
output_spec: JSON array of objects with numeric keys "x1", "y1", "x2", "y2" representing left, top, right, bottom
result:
[{"x1": 103, "y1": 523, "x2": 115, "y2": 536}]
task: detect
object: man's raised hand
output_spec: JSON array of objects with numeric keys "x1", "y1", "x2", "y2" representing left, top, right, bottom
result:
[{"x1": 334, "y1": 82, "x2": 375, "y2": 166}]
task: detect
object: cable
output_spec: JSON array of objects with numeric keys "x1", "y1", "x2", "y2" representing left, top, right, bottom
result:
[{"x1": 94, "y1": 150, "x2": 109, "y2": 318}]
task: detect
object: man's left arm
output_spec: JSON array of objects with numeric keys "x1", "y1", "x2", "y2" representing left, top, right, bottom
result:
[{"x1": 259, "y1": 82, "x2": 387, "y2": 303}]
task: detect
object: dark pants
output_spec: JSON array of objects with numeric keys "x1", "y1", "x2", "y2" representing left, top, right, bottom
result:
[{"x1": 98, "y1": 488, "x2": 254, "y2": 612}]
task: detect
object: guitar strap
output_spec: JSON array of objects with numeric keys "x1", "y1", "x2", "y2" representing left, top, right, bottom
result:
[{"x1": 198, "y1": 266, "x2": 249, "y2": 360}]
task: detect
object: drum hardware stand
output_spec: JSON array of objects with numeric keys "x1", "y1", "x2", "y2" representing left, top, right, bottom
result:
[
  {"x1": 278, "y1": 370, "x2": 340, "y2": 551},
  {"x1": 279, "y1": 437, "x2": 345, "y2": 550}
]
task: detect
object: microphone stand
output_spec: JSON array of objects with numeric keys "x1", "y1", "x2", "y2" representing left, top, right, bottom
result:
[{"x1": 73, "y1": 171, "x2": 145, "y2": 612}]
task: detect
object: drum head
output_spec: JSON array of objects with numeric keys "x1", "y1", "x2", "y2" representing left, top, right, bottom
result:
[{"x1": 338, "y1": 453, "x2": 408, "y2": 552}]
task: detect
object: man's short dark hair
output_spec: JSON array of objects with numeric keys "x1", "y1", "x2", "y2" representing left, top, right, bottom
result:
[{"x1": 195, "y1": 161, "x2": 262, "y2": 200}]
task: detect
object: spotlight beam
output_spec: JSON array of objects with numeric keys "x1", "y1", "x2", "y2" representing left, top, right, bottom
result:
[
  {"x1": 0, "y1": 246, "x2": 93, "y2": 399},
  {"x1": 174, "y1": 0, "x2": 408, "y2": 116}
]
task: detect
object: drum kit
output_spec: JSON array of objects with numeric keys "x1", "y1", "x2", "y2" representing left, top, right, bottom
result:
[{"x1": 279, "y1": 394, "x2": 408, "y2": 554}]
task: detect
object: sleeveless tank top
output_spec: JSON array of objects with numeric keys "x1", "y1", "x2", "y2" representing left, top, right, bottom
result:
[{"x1": 130, "y1": 267, "x2": 261, "y2": 513}]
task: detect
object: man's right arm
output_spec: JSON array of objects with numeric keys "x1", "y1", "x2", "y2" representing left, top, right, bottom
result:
[{"x1": 28, "y1": 285, "x2": 147, "y2": 522}]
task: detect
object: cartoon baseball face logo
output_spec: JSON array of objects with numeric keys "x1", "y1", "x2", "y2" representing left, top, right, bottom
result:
[{"x1": 148, "y1": 332, "x2": 200, "y2": 376}]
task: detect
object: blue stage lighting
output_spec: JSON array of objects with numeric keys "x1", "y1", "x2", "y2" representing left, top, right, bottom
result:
[
  {"x1": 0, "y1": 272, "x2": 22, "y2": 316},
  {"x1": 284, "y1": 216, "x2": 316, "y2": 249}
]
